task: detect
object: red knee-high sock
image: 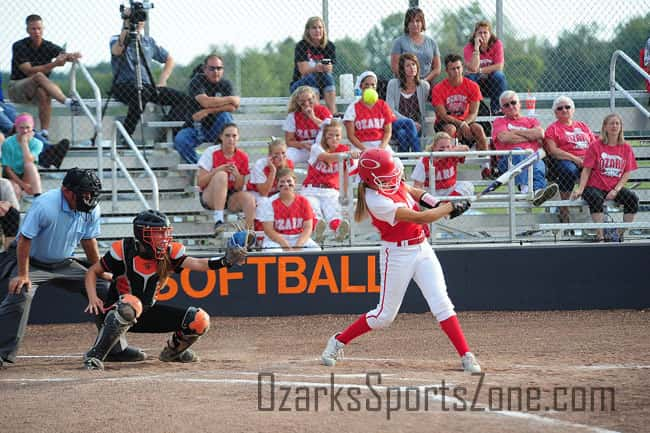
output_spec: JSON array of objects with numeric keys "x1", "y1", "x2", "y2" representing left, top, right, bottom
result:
[
  {"x1": 337, "y1": 314, "x2": 371, "y2": 344},
  {"x1": 439, "y1": 315, "x2": 470, "y2": 356}
]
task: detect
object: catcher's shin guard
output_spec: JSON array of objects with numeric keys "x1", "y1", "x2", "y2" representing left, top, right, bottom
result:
[
  {"x1": 84, "y1": 295, "x2": 142, "y2": 368},
  {"x1": 159, "y1": 306, "x2": 210, "y2": 363}
]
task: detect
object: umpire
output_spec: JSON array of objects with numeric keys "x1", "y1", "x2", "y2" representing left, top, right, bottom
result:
[{"x1": 0, "y1": 168, "x2": 141, "y2": 366}]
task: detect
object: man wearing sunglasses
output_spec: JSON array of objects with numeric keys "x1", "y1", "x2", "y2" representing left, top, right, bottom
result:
[
  {"x1": 174, "y1": 54, "x2": 240, "y2": 164},
  {"x1": 492, "y1": 90, "x2": 558, "y2": 206}
]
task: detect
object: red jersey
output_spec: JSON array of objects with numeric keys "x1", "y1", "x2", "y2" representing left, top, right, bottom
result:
[
  {"x1": 344, "y1": 99, "x2": 396, "y2": 142},
  {"x1": 544, "y1": 120, "x2": 595, "y2": 158},
  {"x1": 365, "y1": 183, "x2": 429, "y2": 242},
  {"x1": 303, "y1": 143, "x2": 350, "y2": 189},
  {"x1": 283, "y1": 104, "x2": 332, "y2": 141},
  {"x1": 259, "y1": 194, "x2": 315, "y2": 235},
  {"x1": 492, "y1": 116, "x2": 541, "y2": 152},
  {"x1": 209, "y1": 148, "x2": 250, "y2": 191},
  {"x1": 247, "y1": 157, "x2": 295, "y2": 194},
  {"x1": 432, "y1": 78, "x2": 482, "y2": 121},
  {"x1": 583, "y1": 139, "x2": 637, "y2": 191},
  {"x1": 413, "y1": 156, "x2": 465, "y2": 189}
]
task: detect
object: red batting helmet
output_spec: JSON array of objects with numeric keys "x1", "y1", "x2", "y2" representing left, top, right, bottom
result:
[{"x1": 354, "y1": 148, "x2": 402, "y2": 194}]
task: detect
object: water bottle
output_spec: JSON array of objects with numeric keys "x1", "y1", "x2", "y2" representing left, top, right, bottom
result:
[{"x1": 193, "y1": 121, "x2": 204, "y2": 143}]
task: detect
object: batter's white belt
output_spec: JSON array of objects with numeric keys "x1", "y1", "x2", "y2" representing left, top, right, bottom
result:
[{"x1": 387, "y1": 232, "x2": 426, "y2": 247}]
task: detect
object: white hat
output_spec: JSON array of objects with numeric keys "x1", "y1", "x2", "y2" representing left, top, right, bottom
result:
[{"x1": 355, "y1": 71, "x2": 377, "y2": 91}]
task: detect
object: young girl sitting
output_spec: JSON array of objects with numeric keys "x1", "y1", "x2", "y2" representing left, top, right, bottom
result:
[
  {"x1": 301, "y1": 119, "x2": 357, "y2": 243},
  {"x1": 411, "y1": 131, "x2": 475, "y2": 197},
  {"x1": 1, "y1": 113, "x2": 43, "y2": 198}
]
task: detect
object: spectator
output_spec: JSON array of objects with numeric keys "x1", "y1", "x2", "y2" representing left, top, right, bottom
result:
[
  {"x1": 2, "y1": 113, "x2": 43, "y2": 198},
  {"x1": 0, "y1": 74, "x2": 69, "y2": 169},
  {"x1": 83, "y1": 210, "x2": 243, "y2": 370},
  {"x1": 290, "y1": 17, "x2": 337, "y2": 114},
  {"x1": 258, "y1": 168, "x2": 320, "y2": 252},
  {"x1": 492, "y1": 90, "x2": 558, "y2": 206},
  {"x1": 544, "y1": 96, "x2": 596, "y2": 223},
  {"x1": 463, "y1": 20, "x2": 508, "y2": 114},
  {"x1": 247, "y1": 138, "x2": 295, "y2": 232},
  {"x1": 432, "y1": 54, "x2": 490, "y2": 178},
  {"x1": 411, "y1": 131, "x2": 475, "y2": 198},
  {"x1": 0, "y1": 178, "x2": 21, "y2": 250},
  {"x1": 386, "y1": 54, "x2": 429, "y2": 152},
  {"x1": 344, "y1": 71, "x2": 396, "y2": 152},
  {"x1": 248, "y1": 138, "x2": 295, "y2": 202},
  {"x1": 571, "y1": 113, "x2": 639, "y2": 242},
  {"x1": 110, "y1": 7, "x2": 191, "y2": 136},
  {"x1": 174, "y1": 54, "x2": 240, "y2": 164},
  {"x1": 0, "y1": 168, "x2": 142, "y2": 367},
  {"x1": 8, "y1": 15, "x2": 81, "y2": 137},
  {"x1": 390, "y1": 7, "x2": 441, "y2": 84},
  {"x1": 197, "y1": 123, "x2": 255, "y2": 234},
  {"x1": 302, "y1": 119, "x2": 357, "y2": 243},
  {"x1": 283, "y1": 86, "x2": 332, "y2": 163}
]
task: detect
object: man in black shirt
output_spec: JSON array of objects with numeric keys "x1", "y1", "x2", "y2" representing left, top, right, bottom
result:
[
  {"x1": 8, "y1": 15, "x2": 81, "y2": 137},
  {"x1": 173, "y1": 55, "x2": 240, "y2": 164}
]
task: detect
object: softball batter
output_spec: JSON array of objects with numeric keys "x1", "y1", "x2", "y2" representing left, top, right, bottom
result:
[{"x1": 320, "y1": 148, "x2": 481, "y2": 373}]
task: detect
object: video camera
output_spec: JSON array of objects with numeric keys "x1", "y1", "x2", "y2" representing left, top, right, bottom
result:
[{"x1": 120, "y1": 1, "x2": 153, "y2": 24}]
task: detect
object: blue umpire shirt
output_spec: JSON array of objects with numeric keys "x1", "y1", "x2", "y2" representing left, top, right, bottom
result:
[{"x1": 19, "y1": 188, "x2": 101, "y2": 263}]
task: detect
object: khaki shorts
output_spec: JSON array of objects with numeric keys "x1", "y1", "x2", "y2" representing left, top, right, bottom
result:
[{"x1": 7, "y1": 78, "x2": 39, "y2": 104}]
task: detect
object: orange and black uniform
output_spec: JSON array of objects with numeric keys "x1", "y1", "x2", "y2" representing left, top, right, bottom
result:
[{"x1": 100, "y1": 237, "x2": 189, "y2": 333}]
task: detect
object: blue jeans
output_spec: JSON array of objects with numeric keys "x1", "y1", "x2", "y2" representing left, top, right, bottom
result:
[
  {"x1": 497, "y1": 149, "x2": 547, "y2": 191},
  {"x1": 174, "y1": 112, "x2": 233, "y2": 164},
  {"x1": 466, "y1": 71, "x2": 508, "y2": 113},
  {"x1": 549, "y1": 158, "x2": 580, "y2": 193},
  {"x1": 392, "y1": 118, "x2": 420, "y2": 152},
  {"x1": 290, "y1": 73, "x2": 335, "y2": 96}
]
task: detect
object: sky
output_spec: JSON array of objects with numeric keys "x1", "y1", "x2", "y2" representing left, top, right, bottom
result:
[{"x1": 1, "y1": 0, "x2": 647, "y2": 72}]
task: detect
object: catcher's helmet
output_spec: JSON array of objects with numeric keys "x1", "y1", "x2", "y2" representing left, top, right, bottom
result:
[
  {"x1": 62, "y1": 167, "x2": 102, "y2": 212},
  {"x1": 133, "y1": 210, "x2": 173, "y2": 260}
]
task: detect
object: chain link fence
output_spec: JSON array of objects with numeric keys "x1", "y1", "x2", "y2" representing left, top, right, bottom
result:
[{"x1": 1, "y1": 1, "x2": 648, "y2": 247}]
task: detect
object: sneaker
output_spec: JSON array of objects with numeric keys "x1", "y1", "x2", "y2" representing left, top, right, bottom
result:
[
  {"x1": 83, "y1": 357, "x2": 104, "y2": 371},
  {"x1": 532, "y1": 183, "x2": 558, "y2": 206},
  {"x1": 159, "y1": 347, "x2": 199, "y2": 363},
  {"x1": 213, "y1": 220, "x2": 226, "y2": 237},
  {"x1": 314, "y1": 219, "x2": 326, "y2": 244},
  {"x1": 321, "y1": 334, "x2": 345, "y2": 366},
  {"x1": 461, "y1": 352, "x2": 481, "y2": 373},
  {"x1": 69, "y1": 98, "x2": 82, "y2": 115},
  {"x1": 481, "y1": 167, "x2": 495, "y2": 180},
  {"x1": 335, "y1": 219, "x2": 350, "y2": 242},
  {"x1": 105, "y1": 346, "x2": 146, "y2": 362}
]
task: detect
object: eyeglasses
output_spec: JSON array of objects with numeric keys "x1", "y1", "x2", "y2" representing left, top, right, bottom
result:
[
  {"x1": 555, "y1": 105, "x2": 572, "y2": 111},
  {"x1": 206, "y1": 66, "x2": 224, "y2": 72},
  {"x1": 501, "y1": 100, "x2": 518, "y2": 109}
]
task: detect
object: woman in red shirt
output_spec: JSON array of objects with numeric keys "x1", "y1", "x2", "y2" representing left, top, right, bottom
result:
[{"x1": 571, "y1": 114, "x2": 639, "y2": 242}]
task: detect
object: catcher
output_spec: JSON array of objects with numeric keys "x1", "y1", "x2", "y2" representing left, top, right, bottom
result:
[{"x1": 82, "y1": 209, "x2": 253, "y2": 370}]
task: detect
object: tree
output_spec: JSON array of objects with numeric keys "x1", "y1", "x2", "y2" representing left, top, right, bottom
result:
[
  {"x1": 363, "y1": 12, "x2": 403, "y2": 79},
  {"x1": 609, "y1": 12, "x2": 650, "y2": 90}
]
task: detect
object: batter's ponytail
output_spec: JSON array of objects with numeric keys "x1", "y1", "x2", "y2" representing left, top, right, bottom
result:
[{"x1": 354, "y1": 183, "x2": 369, "y2": 222}]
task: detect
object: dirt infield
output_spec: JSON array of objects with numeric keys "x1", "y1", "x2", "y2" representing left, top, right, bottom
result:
[{"x1": 1, "y1": 310, "x2": 648, "y2": 433}]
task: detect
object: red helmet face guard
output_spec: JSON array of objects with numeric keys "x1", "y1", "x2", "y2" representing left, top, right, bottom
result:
[
  {"x1": 140, "y1": 226, "x2": 173, "y2": 260},
  {"x1": 355, "y1": 149, "x2": 402, "y2": 195}
]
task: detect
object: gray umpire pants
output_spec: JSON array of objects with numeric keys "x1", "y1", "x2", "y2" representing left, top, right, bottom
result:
[{"x1": 0, "y1": 252, "x2": 109, "y2": 363}]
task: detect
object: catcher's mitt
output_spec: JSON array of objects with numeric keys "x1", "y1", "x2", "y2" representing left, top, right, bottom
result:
[{"x1": 225, "y1": 229, "x2": 256, "y2": 266}]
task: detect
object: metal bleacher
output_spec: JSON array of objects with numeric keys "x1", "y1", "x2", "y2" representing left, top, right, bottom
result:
[{"x1": 14, "y1": 57, "x2": 650, "y2": 252}]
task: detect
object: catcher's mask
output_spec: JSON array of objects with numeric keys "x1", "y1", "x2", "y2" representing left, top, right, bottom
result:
[
  {"x1": 133, "y1": 210, "x2": 173, "y2": 260},
  {"x1": 62, "y1": 167, "x2": 102, "y2": 212}
]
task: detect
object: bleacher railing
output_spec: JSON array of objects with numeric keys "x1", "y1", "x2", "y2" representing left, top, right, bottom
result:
[
  {"x1": 68, "y1": 60, "x2": 104, "y2": 178},
  {"x1": 112, "y1": 121, "x2": 159, "y2": 211},
  {"x1": 609, "y1": 50, "x2": 650, "y2": 119}
]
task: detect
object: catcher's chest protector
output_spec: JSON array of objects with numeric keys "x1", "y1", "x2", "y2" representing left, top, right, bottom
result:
[{"x1": 116, "y1": 238, "x2": 162, "y2": 308}]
